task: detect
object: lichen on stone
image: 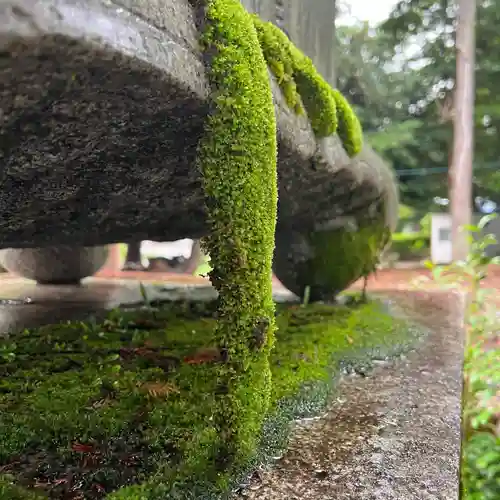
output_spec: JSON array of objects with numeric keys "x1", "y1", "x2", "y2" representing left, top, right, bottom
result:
[{"x1": 251, "y1": 16, "x2": 363, "y2": 157}]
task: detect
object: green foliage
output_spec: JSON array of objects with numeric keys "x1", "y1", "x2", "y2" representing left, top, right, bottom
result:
[
  {"x1": 0, "y1": 299, "x2": 417, "y2": 499},
  {"x1": 196, "y1": 0, "x2": 277, "y2": 473},
  {"x1": 335, "y1": 1, "x2": 500, "y2": 208},
  {"x1": 375, "y1": 0, "x2": 500, "y2": 204},
  {"x1": 462, "y1": 433, "x2": 500, "y2": 500},
  {"x1": 419, "y1": 214, "x2": 500, "y2": 500},
  {"x1": 398, "y1": 203, "x2": 415, "y2": 218},
  {"x1": 366, "y1": 120, "x2": 421, "y2": 156},
  {"x1": 193, "y1": 257, "x2": 211, "y2": 278},
  {"x1": 252, "y1": 16, "x2": 363, "y2": 156},
  {"x1": 390, "y1": 231, "x2": 430, "y2": 260}
]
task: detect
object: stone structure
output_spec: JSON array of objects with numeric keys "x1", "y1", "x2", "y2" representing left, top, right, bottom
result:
[
  {"x1": 0, "y1": 0, "x2": 397, "y2": 294},
  {"x1": 0, "y1": 246, "x2": 108, "y2": 284}
]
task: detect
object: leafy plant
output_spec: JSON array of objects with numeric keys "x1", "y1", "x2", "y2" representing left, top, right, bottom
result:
[
  {"x1": 416, "y1": 214, "x2": 500, "y2": 499},
  {"x1": 390, "y1": 231, "x2": 430, "y2": 260},
  {"x1": 0, "y1": 342, "x2": 16, "y2": 363}
]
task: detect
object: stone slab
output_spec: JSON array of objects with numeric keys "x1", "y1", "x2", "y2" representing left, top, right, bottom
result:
[{"x1": 0, "y1": 0, "x2": 397, "y2": 250}]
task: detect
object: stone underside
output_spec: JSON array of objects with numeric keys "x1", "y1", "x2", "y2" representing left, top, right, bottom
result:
[{"x1": 0, "y1": 0, "x2": 397, "y2": 250}]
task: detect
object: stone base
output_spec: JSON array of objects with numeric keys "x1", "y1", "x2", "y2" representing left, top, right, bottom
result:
[
  {"x1": 0, "y1": 246, "x2": 109, "y2": 284},
  {"x1": 0, "y1": 276, "x2": 296, "y2": 334}
]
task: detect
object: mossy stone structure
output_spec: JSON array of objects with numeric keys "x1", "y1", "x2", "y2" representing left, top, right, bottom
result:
[
  {"x1": 0, "y1": 0, "x2": 397, "y2": 293},
  {"x1": 1, "y1": 0, "x2": 398, "y2": 495}
]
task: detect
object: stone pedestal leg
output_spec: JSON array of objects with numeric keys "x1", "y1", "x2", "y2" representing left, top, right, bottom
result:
[
  {"x1": 122, "y1": 241, "x2": 146, "y2": 271},
  {"x1": 182, "y1": 240, "x2": 203, "y2": 274},
  {"x1": 0, "y1": 246, "x2": 109, "y2": 285},
  {"x1": 272, "y1": 222, "x2": 389, "y2": 302}
]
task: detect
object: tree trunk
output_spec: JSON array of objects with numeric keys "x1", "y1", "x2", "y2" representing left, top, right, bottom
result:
[{"x1": 450, "y1": 0, "x2": 476, "y2": 261}]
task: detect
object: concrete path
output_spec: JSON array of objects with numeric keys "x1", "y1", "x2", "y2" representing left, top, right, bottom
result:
[{"x1": 235, "y1": 291, "x2": 465, "y2": 500}]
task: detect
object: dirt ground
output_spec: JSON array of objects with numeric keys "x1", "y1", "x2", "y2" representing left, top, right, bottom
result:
[{"x1": 353, "y1": 264, "x2": 500, "y2": 291}]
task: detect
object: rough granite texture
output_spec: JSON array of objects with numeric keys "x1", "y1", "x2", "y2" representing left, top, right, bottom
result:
[
  {"x1": 0, "y1": 0, "x2": 397, "y2": 250},
  {"x1": 234, "y1": 290, "x2": 464, "y2": 499}
]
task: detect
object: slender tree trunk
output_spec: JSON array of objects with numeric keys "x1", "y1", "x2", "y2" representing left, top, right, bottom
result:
[{"x1": 450, "y1": 0, "x2": 476, "y2": 261}]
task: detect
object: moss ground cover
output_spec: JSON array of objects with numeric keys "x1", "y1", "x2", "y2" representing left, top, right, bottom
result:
[
  {"x1": 0, "y1": 298, "x2": 417, "y2": 499},
  {"x1": 0, "y1": 1, "x2": 398, "y2": 498}
]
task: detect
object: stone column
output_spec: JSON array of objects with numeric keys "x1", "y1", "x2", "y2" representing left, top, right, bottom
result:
[
  {"x1": 0, "y1": 246, "x2": 109, "y2": 285},
  {"x1": 122, "y1": 241, "x2": 145, "y2": 271}
]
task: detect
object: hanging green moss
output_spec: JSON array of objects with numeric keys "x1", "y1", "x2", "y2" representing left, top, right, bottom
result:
[
  {"x1": 251, "y1": 16, "x2": 363, "y2": 157},
  {"x1": 194, "y1": 0, "x2": 278, "y2": 476},
  {"x1": 332, "y1": 89, "x2": 363, "y2": 157},
  {"x1": 251, "y1": 16, "x2": 303, "y2": 114}
]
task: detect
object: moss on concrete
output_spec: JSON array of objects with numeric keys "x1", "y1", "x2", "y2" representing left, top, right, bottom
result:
[
  {"x1": 0, "y1": 298, "x2": 418, "y2": 499},
  {"x1": 0, "y1": 476, "x2": 46, "y2": 500},
  {"x1": 251, "y1": 16, "x2": 362, "y2": 156}
]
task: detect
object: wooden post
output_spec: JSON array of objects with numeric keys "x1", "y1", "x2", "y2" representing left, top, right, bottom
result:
[{"x1": 450, "y1": 0, "x2": 476, "y2": 261}]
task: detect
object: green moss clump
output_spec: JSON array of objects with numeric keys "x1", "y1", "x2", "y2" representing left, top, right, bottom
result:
[
  {"x1": 331, "y1": 89, "x2": 363, "y2": 157},
  {"x1": 194, "y1": 0, "x2": 277, "y2": 481},
  {"x1": 0, "y1": 476, "x2": 46, "y2": 500},
  {"x1": 251, "y1": 16, "x2": 363, "y2": 156},
  {"x1": 276, "y1": 224, "x2": 390, "y2": 302},
  {"x1": 251, "y1": 16, "x2": 302, "y2": 114},
  {"x1": 0, "y1": 299, "x2": 418, "y2": 499}
]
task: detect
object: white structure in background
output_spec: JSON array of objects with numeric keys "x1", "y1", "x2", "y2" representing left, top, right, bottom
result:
[
  {"x1": 140, "y1": 239, "x2": 195, "y2": 265},
  {"x1": 431, "y1": 213, "x2": 453, "y2": 264}
]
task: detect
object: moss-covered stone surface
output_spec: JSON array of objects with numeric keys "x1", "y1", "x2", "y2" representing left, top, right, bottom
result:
[
  {"x1": 194, "y1": 0, "x2": 278, "y2": 482},
  {"x1": 251, "y1": 16, "x2": 362, "y2": 156},
  {"x1": 295, "y1": 225, "x2": 390, "y2": 301},
  {"x1": 0, "y1": 1, "x2": 401, "y2": 498},
  {"x1": 0, "y1": 297, "x2": 420, "y2": 499}
]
